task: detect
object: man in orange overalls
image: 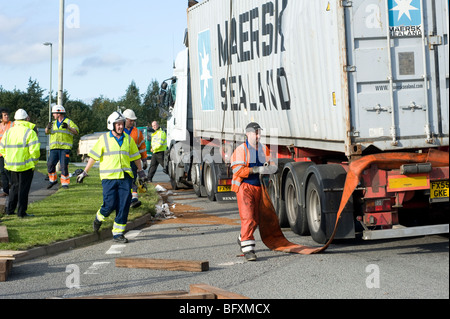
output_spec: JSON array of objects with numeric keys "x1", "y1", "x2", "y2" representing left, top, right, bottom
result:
[
  {"x1": 123, "y1": 109, "x2": 148, "y2": 208},
  {"x1": 231, "y1": 122, "x2": 277, "y2": 261}
]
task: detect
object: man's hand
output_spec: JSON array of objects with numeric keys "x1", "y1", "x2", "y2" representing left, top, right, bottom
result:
[
  {"x1": 142, "y1": 159, "x2": 148, "y2": 170},
  {"x1": 61, "y1": 122, "x2": 68, "y2": 129},
  {"x1": 137, "y1": 170, "x2": 147, "y2": 184},
  {"x1": 46, "y1": 122, "x2": 52, "y2": 130},
  {"x1": 76, "y1": 170, "x2": 88, "y2": 183}
]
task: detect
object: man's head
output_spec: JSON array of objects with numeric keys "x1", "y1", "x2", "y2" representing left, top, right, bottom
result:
[
  {"x1": 245, "y1": 122, "x2": 262, "y2": 148},
  {"x1": 52, "y1": 105, "x2": 66, "y2": 121},
  {"x1": 1, "y1": 109, "x2": 9, "y2": 124},
  {"x1": 123, "y1": 109, "x2": 137, "y2": 130},
  {"x1": 107, "y1": 111, "x2": 126, "y2": 136},
  {"x1": 151, "y1": 121, "x2": 159, "y2": 131},
  {"x1": 14, "y1": 109, "x2": 29, "y2": 121}
]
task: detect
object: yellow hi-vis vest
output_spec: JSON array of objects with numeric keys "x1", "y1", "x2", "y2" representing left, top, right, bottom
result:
[
  {"x1": 0, "y1": 121, "x2": 40, "y2": 172},
  {"x1": 49, "y1": 118, "x2": 79, "y2": 150},
  {"x1": 151, "y1": 128, "x2": 167, "y2": 153},
  {"x1": 88, "y1": 132, "x2": 141, "y2": 180}
]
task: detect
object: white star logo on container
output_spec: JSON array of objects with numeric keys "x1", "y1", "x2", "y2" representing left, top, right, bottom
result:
[
  {"x1": 390, "y1": 0, "x2": 419, "y2": 21},
  {"x1": 199, "y1": 45, "x2": 212, "y2": 98}
]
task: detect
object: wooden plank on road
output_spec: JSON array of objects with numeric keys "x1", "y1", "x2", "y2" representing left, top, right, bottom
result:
[
  {"x1": 115, "y1": 257, "x2": 209, "y2": 272},
  {"x1": 190, "y1": 284, "x2": 249, "y2": 299}
]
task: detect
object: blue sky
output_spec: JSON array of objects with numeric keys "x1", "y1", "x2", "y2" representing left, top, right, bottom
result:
[{"x1": 0, "y1": 0, "x2": 190, "y2": 103}]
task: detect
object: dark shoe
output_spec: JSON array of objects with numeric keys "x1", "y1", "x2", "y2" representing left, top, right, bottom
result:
[
  {"x1": 19, "y1": 213, "x2": 35, "y2": 218},
  {"x1": 244, "y1": 251, "x2": 257, "y2": 261},
  {"x1": 61, "y1": 185, "x2": 69, "y2": 189},
  {"x1": 93, "y1": 218, "x2": 102, "y2": 232},
  {"x1": 113, "y1": 235, "x2": 128, "y2": 243},
  {"x1": 130, "y1": 199, "x2": 141, "y2": 208},
  {"x1": 47, "y1": 181, "x2": 58, "y2": 189}
]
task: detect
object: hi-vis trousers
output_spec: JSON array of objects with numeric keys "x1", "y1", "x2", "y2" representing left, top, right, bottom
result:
[
  {"x1": 96, "y1": 176, "x2": 132, "y2": 236},
  {"x1": 236, "y1": 183, "x2": 261, "y2": 253}
]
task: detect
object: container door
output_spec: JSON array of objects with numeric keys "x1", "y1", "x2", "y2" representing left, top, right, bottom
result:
[{"x1": 345, "y1": 0, "x2": 449, "y2": 152}]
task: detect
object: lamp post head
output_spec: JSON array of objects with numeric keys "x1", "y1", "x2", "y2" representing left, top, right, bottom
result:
[{"x1": 43, "y1": 42, "x2": 52, "y2": 46}]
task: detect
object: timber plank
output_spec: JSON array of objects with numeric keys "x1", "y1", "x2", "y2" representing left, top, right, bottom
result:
[
  {"x1": 0, "y1": 226, "x2": 8, "y2": 243},
  {"x1": 0, "y1": 250, "x2": 28, "y2": 260},
  {"x1": 190, "y1": 284, "x2": 249, "y2": 299},
  {"x1": 115, "y1": 257, "x2": 209, "y2": 272},
  {"x1": 63, "y1": 291, "x2": 215, "y2": 299},
  {"x1": 0, "y1": 259, "x2": 13, "y2": 282}
]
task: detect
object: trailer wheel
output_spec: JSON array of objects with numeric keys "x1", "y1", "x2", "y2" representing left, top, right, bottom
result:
[
  {"x1": 284, "y1": 172, "x2": 309, "y2": 235},
  {"x1": 168, "y1": 159, "x2": 179, "y2": 190},
  {"x1": 268, "y1": 174, "x2": 288, "y2": 227},
  {"x1": 203, "y1": 162, "x2": 216, "y2": 201},
  {"x1": 306, "y1": 174, "x2": 327, "y2": 244},
  {"x1": 191, "y1": 163, "x2": 202, "y2": 197}
]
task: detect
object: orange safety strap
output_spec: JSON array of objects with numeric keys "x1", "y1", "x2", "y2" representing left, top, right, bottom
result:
[{"x1": 259, "y1": 149, "x2": 449, "y2": 255}]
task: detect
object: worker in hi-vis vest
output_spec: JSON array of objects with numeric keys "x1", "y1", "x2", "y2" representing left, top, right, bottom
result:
[
  {"x1": 230, "y1": 122, "x2": 277, "y2": 261},
  {"x1": 76, "y1": 111, "x2": 146, "y2": 243},
  {"x1": 0, "y1": 109, "x2": 40, "y2": 218},
  {"x1": 45, "y1": 104, "x2": 79, "y2": 189},
  {"x1": 147, "y1": 121, "x2": 167, "y2": 183}
]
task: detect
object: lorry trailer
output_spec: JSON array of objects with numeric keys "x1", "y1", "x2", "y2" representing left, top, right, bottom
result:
[{"x1": 163, "y1": 0, "x2": 449, "y2": 244}]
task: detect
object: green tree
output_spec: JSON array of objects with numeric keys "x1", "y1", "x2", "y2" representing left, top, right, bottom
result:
[{"x1": 143, "y1": 79, "x2": 163, "y2": 127}]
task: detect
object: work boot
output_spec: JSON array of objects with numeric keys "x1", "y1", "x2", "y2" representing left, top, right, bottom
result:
[
  {"x1": 93, "y1": 218, "x2": 102, "y2": 232},
  {"x1": 244, "y1": 251, "x2": 257, "y2": 262},
  {"x1": 130, "y1": 198, "x2": 141, "y2": 209},
  {"x1": 47, "y1": 181, "x2": 58, "y2": 189},
  {"x1": 113, "y1": 234, "x2": 128, "y2": 243}
]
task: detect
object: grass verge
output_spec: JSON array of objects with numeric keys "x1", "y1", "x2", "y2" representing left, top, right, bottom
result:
[{"x1": 0, "y1": 161, "x2": 159, "y2": 251}]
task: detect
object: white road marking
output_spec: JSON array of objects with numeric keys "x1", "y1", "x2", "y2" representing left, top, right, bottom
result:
[
  {"x1": 83, "y1": 262, "x2": 111, "y2": 275},
  {"x1": 105, "y1": 244, "x2": 127, "y2": 255}
]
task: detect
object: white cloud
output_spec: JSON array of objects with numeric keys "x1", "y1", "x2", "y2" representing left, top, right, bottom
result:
[{"x1": 73, "y1": 54, "x2": 127, "y2": 76}]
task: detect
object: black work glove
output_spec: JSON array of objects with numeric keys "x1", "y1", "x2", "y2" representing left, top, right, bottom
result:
[
  {"x1": 137, "y1": 170, "x2": 147, "y2": 184},
  {"x1": 46, "y1": 122, "x2": 52, "y2": 130},
  {"x1": 61, "y1": 122, "x2": 68, "y2": 129},
  {"x1": 76, "y1": 171, "x2": 88, "y2": 183}
]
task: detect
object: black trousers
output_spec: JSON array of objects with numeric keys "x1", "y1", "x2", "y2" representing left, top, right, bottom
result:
[
  {"x1": 148, "y1": 151, "x2": 165, "y2": 182},
  {"x1": 7, "y1": 169, "x2": 34, "y2": 217},
  {"x1": 0, "y1": 156, "x2": 11, "y2": 194}
]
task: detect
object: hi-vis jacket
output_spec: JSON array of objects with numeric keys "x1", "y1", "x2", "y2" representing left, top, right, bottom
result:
[
  {"x1": 151, "y1": 128, "x2": 167, "y2": 153},
  {"x1": 88, "y1": 132, "x2": 141, "y2": 180},
  {"x1": 230, "y1": 142, "x2": 271, "y2": 193},
  {"x1": 0, "y1": 121, "x2": 40, "y2": 172},
  {"x1": 49, "y1": 118, "x2": 79, "y2": 150},
  {"x1": 129, "y1": 127, "x2": 147, "y2": 160}
]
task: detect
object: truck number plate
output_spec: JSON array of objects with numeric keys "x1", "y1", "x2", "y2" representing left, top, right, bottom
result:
[
  {"x1": 217, "y1": 186, "x2": 231, "y2": 192},
  {"x1": 430, "y1": 180, "x2": 449, "y2": 199}
]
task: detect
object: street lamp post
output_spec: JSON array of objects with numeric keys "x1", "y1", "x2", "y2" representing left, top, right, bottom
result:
[{"x1": 43, "y1": 42, "x2": 52, "y2": 161}]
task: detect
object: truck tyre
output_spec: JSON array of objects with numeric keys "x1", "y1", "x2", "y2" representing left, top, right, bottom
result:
[
  {"x1": 191, "y1": 163, "x2": 202, "y2": 197},
  {"x1": 203, "y1": 162, "x2": 216, "y2": 201},
  {"x1": 168, "y1": 159, "x2": 179, "y2": 190},
  {"x1": 268, "y1": 174, "x2": 288, "y2": 227},
  {"x1": 306, "y1": 174, "x2": 327, "y2": 244},
  {"x1": 284, "y1": 171, "x2": 309, "y2": 235}
]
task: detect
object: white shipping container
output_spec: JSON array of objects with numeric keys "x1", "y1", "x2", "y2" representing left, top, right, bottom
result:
[{"x1": 187, "y1": 0, "x2": 449, "y2": 156}]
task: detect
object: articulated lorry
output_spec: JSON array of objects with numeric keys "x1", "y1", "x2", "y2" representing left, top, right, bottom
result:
[{"x1": 162, "y1": 0, "x2": 449, "y2": 244}]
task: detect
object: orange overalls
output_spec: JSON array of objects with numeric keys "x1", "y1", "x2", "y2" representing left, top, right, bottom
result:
[
  {"x1": 128, "y1": 127, "x2": 148, "y2": 200},
  {"x1": 231, "y1": 141, "x2": 271, "y2": 253}
]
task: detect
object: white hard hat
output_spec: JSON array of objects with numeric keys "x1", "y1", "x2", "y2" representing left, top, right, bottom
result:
[
  {"x1": 52, "y1": 104, "x2": 66, "y2": 113},
  {"x1": 107, "y1": 111, "x2": 126, "y2": 131},
  {"x1": 14, "y1": 109, "x2": 29, "y2": 120},
  {"x1": 123, "y1": 109, "x2": 137, "y2": 120}
]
